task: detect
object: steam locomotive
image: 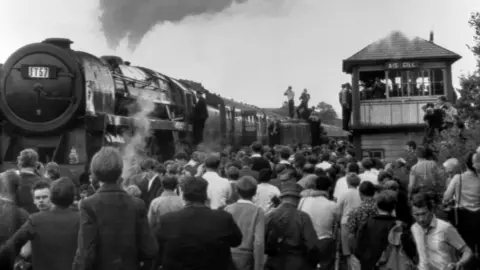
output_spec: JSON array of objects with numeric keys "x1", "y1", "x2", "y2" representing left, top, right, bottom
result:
[{"x1": 0, "y1": 37, "x2": 342, "y2": 181}]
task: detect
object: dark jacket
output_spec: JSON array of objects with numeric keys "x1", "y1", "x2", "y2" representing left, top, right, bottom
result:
[
  {"x1": 265, "y1": 203, "x2": 318, "y2": 270},
  {"x1": 354, "y1": 215, "x2": 417, "y2": 270},
  {"x1": 251, "y1": 156, "x2": 271, "y2": 173},
  {"x1": 156, "y1": 204, "x2": 242, "y2": 270},
  {"x1": 0, "y1": 206, "x2": 79, "y2": 270},
  {"x1": 73, "y1": 184, "x2": 158, "y2": 270},
  {"x1": 17, "y1": 172, "x2": 43, "y2": 214},
  {"x1": 239, "y1": 168, "x2": 260, "y2": 181},
  {"x1": 0, "y1": 199, "x2": 29, "y2": 269}
]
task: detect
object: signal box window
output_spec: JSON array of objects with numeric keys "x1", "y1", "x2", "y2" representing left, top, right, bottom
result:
[
  {"x1": 360, "y1": 68, "x2": 445, "y2": 100},
  {"x1": 362, "y1": 149, "x2": 385, "y2": 160}
]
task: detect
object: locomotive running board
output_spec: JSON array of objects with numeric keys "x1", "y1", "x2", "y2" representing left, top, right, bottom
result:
[{"x1": 104, "y1": 114, "x2": 192, "y2": 132}]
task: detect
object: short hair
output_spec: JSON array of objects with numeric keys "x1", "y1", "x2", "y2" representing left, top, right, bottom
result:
[
  {"x1": 375, "y1": 190, "x2": 397, "y2": 213},
  {"x1": 154, "y1": 164, "x2": 166, "y2": 175},
  {"x1": 226, "y1": 166, "x2": 240, "y2": 180},
  {"x1": 204, "y1": 155, "x2": 221, "y2": 170},
  {"x1": 258, "y1": 169, "x2": 272, "y2": 183},
  {"x1": 406, "y1": 140, "x2": 417, "y2": 150},
  {"x1": 303, "y1": 163, "x2": 315, "y2": 174},
  {"x1": 383, "y1": 180, "x2": 399, "y2": 192},
  {"x1": 438, "y1": 96, "x2": 447, "y2": 102},
  {"x1": 320, "y1": 152, "x2": 330, "y2": 162},
  {"x1": 358, "y1": 181, "x2": 375, "y2": 197},
  {"x1": 307, "y1": 154, "x2": 318, "y2": 165},
  {"x1": 316, "y1": 175, "x2": 331, "y2": 191},
  {"x1": 361, "y1": 158, "x2": 374, "y2": 170},
  {"x1": 90, "y1": 147, "x2": 123, "y2": 183},
  {"x1": 125, "y1": 185, "x2": 142, "y2": 197},
  {"x1": 17, "y1": 148, "x2": 39, "y2": 168},
  {"x1": 280, "y1": 148, "x2": 291, "y2": 160},
  {"x1": 241, "y1": 156, "x2": 253, "y2": 167},
  {"x1": 378, "y1": 171, "x2": 393, "y2": 184},
  {"x1": 236, "y1": 176, "x2": 258, "y2": 199},
  {"x1": 347, "y1": 162, "x2": 360, "y2": 174},
  {"x1": 411, "y1": 192, "x2": 434, "y2": 211},
  {"x1": 175, "y1": 152, "x2": 188, "y2": 161},
  {"x1": 314, "y1": 167, "x2": 326, "y2": 176},
  {"x1": 0, "y1": 170, "x2": 21, "y2": 200},
  {"x1": 32, "y1": 180, "x2": 51, "y2": 192},
  {"x1": 443, "y1": 158, "x2": 460, "y2": 172},
  {"x1": 50, "y1": 177, "x2": 76, "y2": 207},
  {"x1": 251, "y1": 142, "x2": 263, "y2": 153},
  {"x1": 416, "y1": 146, "x2": 428, "y2": 159},
  {"x1": 182, "y1": 176, "x2": 208, "y2": 203},
  {"x1": 140, "y1": 158, "x2": 157, "y2": 171},
  {"x1": 346, "y1": 173, "x2": 360, "y2": 188},
  {"x1": 45, "y1": 162, "x2": 60, "y2": 180},
  {"x1": 162, "y1": 176, "x2": 178, "y2": 190}
]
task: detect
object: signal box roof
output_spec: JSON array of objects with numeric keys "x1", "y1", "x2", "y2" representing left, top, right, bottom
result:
[{"x1": 343, "y1": 31, "x2": 461, "y2": 73}]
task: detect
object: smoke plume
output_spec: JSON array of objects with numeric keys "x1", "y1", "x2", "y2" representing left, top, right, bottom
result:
[
  {"x1": 121, "y1": 98, "x2": 156, "y2": 180},
  {"x1": 98, "y1": 0, "x2": 249, "y2": 49}
]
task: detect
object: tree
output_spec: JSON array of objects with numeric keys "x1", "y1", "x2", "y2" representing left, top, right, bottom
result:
[
  {"x1": 316, "y1": 101, "x2": 339, "y2": 125},
  {"x1": 430, "y1": 12, "x2": 480, "y2": 164}
]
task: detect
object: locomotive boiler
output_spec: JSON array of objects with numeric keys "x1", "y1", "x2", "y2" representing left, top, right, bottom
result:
[{"x1": 0, "y1": 38, "x2": 195, "y2": 180}]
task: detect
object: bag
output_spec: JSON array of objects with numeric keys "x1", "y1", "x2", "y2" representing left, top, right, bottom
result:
[{"x1": 376, "y1": 222, "x2": 415, "y2": 270}]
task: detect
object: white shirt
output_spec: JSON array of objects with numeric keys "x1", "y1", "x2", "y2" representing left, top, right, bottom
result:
[
  {"x1": 202, "y1": 171, "x2": 232, "y2": 209},
  {"x1": 284, "y1": 89, "x2": 295, "y2": 100},
  {"x1": 333, "y1": 176, "x2": 348, "y2": 201},
  {"x1": 253, "y1": 183, "x2": 281, "y2": 212},
  {"x1": 316, "y1": 161, "x2": 332, "y2": 171},
  {"x1": 359, "y1": 169, "x2": 379, "y2": 185}
]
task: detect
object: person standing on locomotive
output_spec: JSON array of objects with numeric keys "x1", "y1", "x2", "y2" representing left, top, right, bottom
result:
[
  {"x1": 191, "y1": 92, "x2": 209, "y2": 146},
  {"x1": 309, "y1": 110, "x2": 321, "y2": 147},
  {"x1": 339, "y1": 83, "x2": 352, "y2": 130},
  {"x1": 284, "y1": 86, "x2": 295, "y2": 118},
  {"x1": 297, "y1": 89, "x2": 311, "y2": 120}
]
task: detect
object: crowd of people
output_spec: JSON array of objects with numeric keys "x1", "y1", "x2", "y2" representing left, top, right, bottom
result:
[{"x1": 0, "y1": 139, "x2": 479, "y2": 270}]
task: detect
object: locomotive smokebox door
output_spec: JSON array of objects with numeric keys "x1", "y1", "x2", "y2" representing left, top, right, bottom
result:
[{"x1": 0, "y1": 39, "x2": 83, "y2": 133}]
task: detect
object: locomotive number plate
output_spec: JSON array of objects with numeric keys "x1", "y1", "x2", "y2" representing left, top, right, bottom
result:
[{"x1": 28, "y1": 67, "x2": 50, "y2": 78}]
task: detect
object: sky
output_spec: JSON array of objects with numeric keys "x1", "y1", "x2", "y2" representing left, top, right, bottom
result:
[{"x1": 1, "y1": 0, "x2": 479, "y2": 114}]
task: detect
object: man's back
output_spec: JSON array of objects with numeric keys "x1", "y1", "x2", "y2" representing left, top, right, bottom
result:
[
  {"x1": 31, "y1": 208, "x2": 79, "y2": 270},
  {"x1": 74, "y1": 184, "x2": 158, "y2": 270},
  {"x1": 157, "y1": 206, "x2": 242, "y2": 270},
  {"x1": 17, "y1": 172, "x2": 42, "y2": 213}
]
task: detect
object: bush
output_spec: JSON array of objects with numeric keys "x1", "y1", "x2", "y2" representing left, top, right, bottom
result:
[{"x1": 428, "y1": 124, "x2": 480, "y2": 164}]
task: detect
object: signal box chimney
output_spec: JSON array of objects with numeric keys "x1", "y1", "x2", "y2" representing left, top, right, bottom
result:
[{"x1": 429, "y1": 31, "x2": 434, "y2": 43}]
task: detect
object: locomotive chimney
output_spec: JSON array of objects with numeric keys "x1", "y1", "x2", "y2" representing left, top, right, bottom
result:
[
  {"x1": 429, "y1": 31, "x2": 434, "y2": 43},
  {"x1": 42, "y1": 38, "x2": 73, "y2": 49}
]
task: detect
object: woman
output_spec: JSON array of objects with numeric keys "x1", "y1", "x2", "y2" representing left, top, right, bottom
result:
[{"x1": 443, "y1": 151, "x2": 480, "y2": 255}]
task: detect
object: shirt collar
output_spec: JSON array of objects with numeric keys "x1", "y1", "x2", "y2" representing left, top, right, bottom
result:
[
  {"x1": 251, "y1": 153, "x2": 261, "y2": 158},
  {"x1": 429, "y1": 216, "x2": 438, "y2": 228},
  {"x1": 237, "y1": 199, "x2": 254, "y2": 204},
  {"x1": 161, "y1": 190, "x2": 178, "y2": 197},
  {"x1": 279, "y1": 160, "x2": 290, "y2": 165}
]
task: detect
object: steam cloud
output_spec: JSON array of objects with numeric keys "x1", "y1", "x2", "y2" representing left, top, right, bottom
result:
[
  {"x1": 121, "y1": 98, "x2": 156, "y2": 180},
  {"x1": 98, "y1": 0, "x2": 249, "y2": 49}
]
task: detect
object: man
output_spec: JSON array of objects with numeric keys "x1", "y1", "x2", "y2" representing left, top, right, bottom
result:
[
  {"x1": 148, "y1": 176, "x2": 184, "y2": 229},
  {"x1": 297, "y1": 89, "x2": 310, "y2": 120},
  {"x1": 0, "y1": 178, "x2": 79, "y2": 270},
  {"x1": 437, "y1": 96, "x2": 458, "y2": 129},
  {"x1": 155, "y1": 176, "x2": 242, "y2": 270},
  {"x1": 225, "y1": 176, "x2": 265, "y2": 270},
  {"x1": 347, "y1": 181, "x2": 377, "y2": 250},
  {"x1": 44, "y1": 162, "x2": 60, "y2": 181},
  {"x1": 333, "y1": 162, "x2": 360, "y2": 201},
  {"x1": 16, "y1": 148, "x2": 43, "y2": 214},
  {"x1": 250, "y1": 142, "x2": 271, "y2": 172},
  {"x1": 284, "y1": 86, "x2": 295, "y2": 118},
  {"x1": 316, "y1": 152, "x2": 332, "y2": 171},
  {"x1": 73, "y1": 147, "x2": 158, "y2": 270},
  {"x1": 404, "y1": 140, "x2": 418, "y2": 171},
  {"x1": 265, "y1": 182, "x2": 318, "y2": 270},
  {"x1": 358, "y1": 158, "x2": 379, "y2": 185},
  {"x1": 298, "y1": 176, "x2": 338, "y2": 270},
  {"x1": 32, "y1": 180, "x2": 52, "y2": 212},
  {"x1": 408, "y1": 146, "x2": 443, "y2": 198},
  {"x1": 339, "y1": 83, "x2": 352, "y2": 130},
  {"x1": 411, "y1": 192, "x2": 472, "y2": 270},
  {"x1": 239, "y1": 156, "x2": 260, "y2": 181},
  {"x1": 202, "y1": 155, "x2": 232, "y2": 210},
  {"x1": 192, "y1": 92, "x2": 209, "y2": 145}
]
